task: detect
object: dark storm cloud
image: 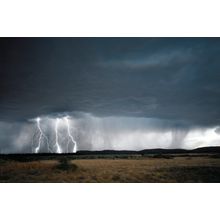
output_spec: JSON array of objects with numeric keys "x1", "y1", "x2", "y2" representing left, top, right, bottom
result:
[{"x1": 1, "y1": 38, "x2": 220, "y2": 126}]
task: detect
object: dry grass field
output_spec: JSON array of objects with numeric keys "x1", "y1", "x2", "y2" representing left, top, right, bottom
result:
[{"x1": 1, "y1": 154, "x2": 220, "y2": 182}]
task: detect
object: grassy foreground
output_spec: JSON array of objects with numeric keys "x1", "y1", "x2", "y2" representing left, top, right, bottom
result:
[{"x1": 1, "y1": 154, "x2": 220, "y2": 182}]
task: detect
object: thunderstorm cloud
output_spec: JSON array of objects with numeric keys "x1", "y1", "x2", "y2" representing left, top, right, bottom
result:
[{"x1": 1, "y1": 38, "x2": 220, "y2": 153}]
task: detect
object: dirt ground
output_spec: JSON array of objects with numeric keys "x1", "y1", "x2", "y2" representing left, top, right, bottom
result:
[{"x1": 1, "y1": 155, "x2": 220, "y2": 183}]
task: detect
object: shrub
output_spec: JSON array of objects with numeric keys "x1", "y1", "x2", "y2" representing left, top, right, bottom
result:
[{"x1": 56, "y1": 157, "x2": 78, "y2": 171}]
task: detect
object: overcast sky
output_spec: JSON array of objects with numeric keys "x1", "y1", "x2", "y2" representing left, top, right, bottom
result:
[{"x1": 1, "y1": 38, "x2": 220, "y2": 153}]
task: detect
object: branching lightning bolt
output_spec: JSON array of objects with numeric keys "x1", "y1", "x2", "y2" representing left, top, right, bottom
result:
[
  {"x1": 53, "y1": 118, "x2": 62, "y2": 153},
  {"x1": 32, "y1": 116, "x2": 77, "y2": 154},
  {"x1": 64, "y1": 116, "x2": 77, "y2": 153},
  {"x1": 35, "y1": 117, "x2": 51, "y2": 153}
]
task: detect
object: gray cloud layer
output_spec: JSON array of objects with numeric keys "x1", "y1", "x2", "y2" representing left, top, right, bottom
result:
[{"x1": 1, "y1": 38, "x2": 220, "y2": 126}]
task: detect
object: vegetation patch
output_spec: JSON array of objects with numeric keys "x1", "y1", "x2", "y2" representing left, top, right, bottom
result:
[
  {"x1": 152, "y1": 154, "x2": 174, "y2": 159},
  {"x1": 159, "y1": 166, "x2": 220, "y2": 183},
  {"x1": 56, "y1": 157, "x2": 78, "y2": 171}
]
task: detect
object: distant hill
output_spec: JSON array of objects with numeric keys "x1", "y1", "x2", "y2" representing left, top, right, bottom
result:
[
  {"x1": 75, "y1": 146, "x2": 220, "y2": 155},
  {"x1": 1, "y1": 146, "x2": 220, "y2": 156}
]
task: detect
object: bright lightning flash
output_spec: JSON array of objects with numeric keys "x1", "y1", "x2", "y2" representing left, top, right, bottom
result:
[
  {"x1": 33, "y1": 116, "x2": 78, "y2": 154},
  {"x1": 64, "y1": 116, "x2": 77, "y2": 153},
  {"x1": 35, "y1": 117, "x2": 50, "y2": 153},
  {"x1": 53, "y1": 118, "x2": 62, "y2": 153}
]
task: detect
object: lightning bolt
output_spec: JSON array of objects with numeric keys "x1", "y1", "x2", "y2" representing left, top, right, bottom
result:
[
  {"x1": 53, "y1": 118, "x2": 62, "y2": 153},
  {"x1": 35, "y1": 117, "x2": 51, "y2": 153},
  {"x1": 32, "y1": 116, "x2": 78, "y2": 154},
  {"x1": 64, "y1": 116, "x2": 77, "y2": 153}
]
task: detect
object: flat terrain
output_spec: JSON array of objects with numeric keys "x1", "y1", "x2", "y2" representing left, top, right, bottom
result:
[{"x1": 1, "y1": 154, "x2": 220, "y2": 182}]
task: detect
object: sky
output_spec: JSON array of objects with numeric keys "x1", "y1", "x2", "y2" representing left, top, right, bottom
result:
[{"x1": 1, "y1": 37, "x2": 220, "y2": 153}]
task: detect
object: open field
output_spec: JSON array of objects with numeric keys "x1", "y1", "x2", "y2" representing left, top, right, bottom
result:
[{"x1": 1, "y1": 153, "x2": 220, "y2": 182}]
